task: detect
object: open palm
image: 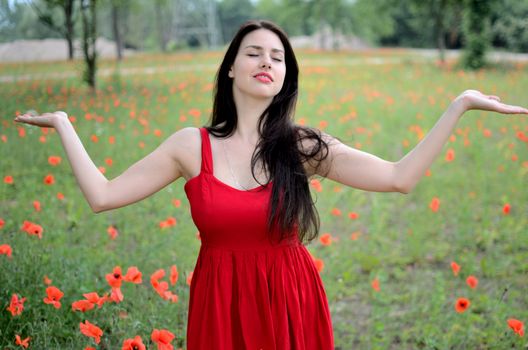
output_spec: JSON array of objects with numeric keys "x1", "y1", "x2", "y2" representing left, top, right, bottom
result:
[
  {"x1": 458, "y1": 90, "x2": 528, "y2": 115},
  {"x1": 13, "y1": 111, "x2": 68, "y2": 129}
]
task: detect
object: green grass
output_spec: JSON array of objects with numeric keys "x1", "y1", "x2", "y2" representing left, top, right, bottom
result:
[{"x1": 1, "y1": 49, "x2": 527, "y2": 349}]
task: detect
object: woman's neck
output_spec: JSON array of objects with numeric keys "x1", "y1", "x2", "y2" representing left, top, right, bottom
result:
[{"x1": 232, "y1": 94, "x2": 272, "y2": 144}]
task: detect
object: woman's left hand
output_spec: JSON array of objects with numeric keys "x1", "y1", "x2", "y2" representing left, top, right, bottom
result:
[{"x1": 456, "y1": 90, "x2": 528, "y2": 115}]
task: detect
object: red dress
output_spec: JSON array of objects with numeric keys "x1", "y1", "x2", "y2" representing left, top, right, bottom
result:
[{"x1": 184, "y1": 127, "x2": 334, "y2": 349}]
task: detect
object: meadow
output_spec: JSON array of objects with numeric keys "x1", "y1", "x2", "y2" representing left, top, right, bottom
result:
[{"x1": 0, "y1": 49, "x2": 527, "y2": 349}]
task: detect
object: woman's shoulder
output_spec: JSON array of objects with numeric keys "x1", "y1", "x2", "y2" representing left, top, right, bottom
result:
[
  {"x1": 167, "y1": 126, "x2": 201, "y2": 148},
  {"x1": 164, "y1": 127, "x2": 203, "y2": 180}
]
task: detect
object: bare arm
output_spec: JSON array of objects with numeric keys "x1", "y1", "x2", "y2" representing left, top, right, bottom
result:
[
  {"x1": 15, "y1": 111, "x2": 189, "y2": 212},
  {"x1": 316, "y1": 90, "x2": 528, "y2": 193}
]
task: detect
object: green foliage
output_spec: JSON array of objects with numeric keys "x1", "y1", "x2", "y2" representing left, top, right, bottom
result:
[
  {"x1": 218, "y1": 0, "x2": 255, "y2": 43},
  {"x1": 491, "y1": 0, "x2": 528, "y2": 53},
  {"x1": 461, "y1": 0, "x2": 494, "y2": 70},
  {"x1": 348, "y1": 0, "x2": 397, "y2": 44}
]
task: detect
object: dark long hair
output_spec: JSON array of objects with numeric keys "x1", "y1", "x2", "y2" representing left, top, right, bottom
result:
[{"x1": 206, "y1": 20, "x2": 330, "y2": 244}]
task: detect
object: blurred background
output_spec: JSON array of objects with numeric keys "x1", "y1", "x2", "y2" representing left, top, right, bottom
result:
[{"x1": 1, "y1": 0, "x2": 527, "y2": 64}]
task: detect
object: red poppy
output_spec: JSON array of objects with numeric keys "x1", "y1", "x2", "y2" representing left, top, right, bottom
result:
[
  {"x1": 0, "y1": 217, "x2": 4, "y2": 229},
  {"x1": 313, "y1": 258, "x2": 324, "y2": 273},
  {"x1": 172, "y1": 199, "x2": 181, "y2": 207},
  {"x1": 15, "y1": 335, "x2": 30, "y2": 348},
  {"x1": 107, "y1": 225, "x2": 119, "y2": 240},
  {"x1": 455, "y1": 297, "x2": 470, "y2": 313},
  {"x1": 4, "y1": 175, "x2": 14, "y2": 184},
  {"x1": 72, "y1": 299, "x2": 95, "y2": 312},
  {"x1": 348, "y1": 212, "x2": 359, "y2": 220},
  {"x1": 350, "y1": 231, "x2": 361, "y2": 241},
  {"x1": 21, "y1": 220, "x2": 44, "y2": 239},
  {"x1": 33, "y1": 200, "x2": 41, "y2": 212},
  {"x1": 503, "y1": 203, "x2": 511, "y2": 215},
  {"x1": 310, "y1": 179, "x2": 322, "y2": 192},
  {"x1": 319, "y1": 233, "x2": 333, "y2": 246},
  {"x1": 84, "y1": 292, "x2": 108, "y2": 308},
  {"x1": 0, "y1": 244, "x2": 12, "y2": 258},
  {"x1": 105, "y1": 158, "x2": 113, "y2": 166},
  {"x1": 166, "y1": 217, "x2": 177, "y2": 226},
  {"x1": 151, "y1": 329, "x2": 176, "y2": 350},
  {"x1": 123, "y1": 266, "x2": 142, "y2": 284},
  {"x1": 507, "y1": 318, "x2": 525, "y2": 337},
  {"x1": 43, "y1": 174, "x2": 55, "y2": 185},
  {"x1": 161, "y1": 289, "x2": 179, "y2": 303},
  {"x1": 170, "y1": 265, "x2": 179, "y2": 285},
  {"x1": 429, "y1": 197, "x2": 440, "y2": 212},
  {"x1": 43, "y1": 286, "x2": 64, "y2": 309},
  {"x1": 80, "y1": 320, "x2": 103, "y2": 344},
  {"x1": 122, "y1": 335, "x2": 146, "y2": 350},
  {"x1": 330, "y1": 208, "x2": 341, "y2": 216},
  {"x1": 151, "y1": 268, "x2": 164, "y2": 285},
  {"x1": 451, "y1": 261, "x2": 460, "y2": 276},
  {"x1": 6, "y1": 294, "x2": 26, "y2": 316},
  {"x1": 57, "y1": 192, "x2": 65, "y2": 200},
  {"x1": 110, "y1": 287, "x2": 124, "y2": 303},
  {"x1": 48, "y1": 156, "x2": 62, "y2": 166},
  {"x1": 43, "y1": 275, "x2": 52, "y2": 285},
  {"x1": 371, "y1": 278, "x2": 380, "y2": 292},
  {"x1": 153, "y1": 280, "x2": 170, "y2": 300},
  {"x1": 106, "y1": 266, "x2": 123, "y2": 288},
  {"x1": 466, "y1": 275, "x2": 478, "y2": 289},
  {"x1": 445, "y1": 148, "x2": 455, "y2": 162}
]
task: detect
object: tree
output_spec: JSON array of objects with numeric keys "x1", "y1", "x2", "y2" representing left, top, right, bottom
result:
[
  {"x1": 80, "y1": 0, "x2": 97, "y2": 89},
  {"x1": 219, "y1": 0, "x2": 254, "y2": 43},
  {"x1": 32, "y1": 0, "x2": 76, "y2": 60},
  {"x1": 349, "y1": 0, "x2": 397, "y2": 46},
  {"x1": 409, "y1": 0, "x2": 461, "y2": 63},
  {"x1": 154, "y1": 0, "x2": 171, "y2": 52},
  {"x1": 109, "y1": 0, "x2": 129, "y2": 60},
  {"x1": 461, "y1": 0, "x2": 494, "y2": 69},
  {"x1": 491, "y1": 0, "x2": 528, "y2": 53}
]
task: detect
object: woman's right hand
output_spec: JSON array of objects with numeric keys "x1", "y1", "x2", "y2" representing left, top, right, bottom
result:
[{"x1": 14, "y1": 110, "x2": 69, "y2": 129}]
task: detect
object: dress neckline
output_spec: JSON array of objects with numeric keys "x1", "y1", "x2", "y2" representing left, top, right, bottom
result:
[{"x1": 184, "y1": 127, "x2": 273, "y2": 193}]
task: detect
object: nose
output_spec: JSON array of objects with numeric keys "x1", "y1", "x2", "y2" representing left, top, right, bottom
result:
[{"x1": 260, "y1": 55, "x2": 272, "y2": 70}]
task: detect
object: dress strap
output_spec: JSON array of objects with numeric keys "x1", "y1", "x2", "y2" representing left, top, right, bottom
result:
[{"x1": 199, "y1": 127, "x2": 213, "y2": 174}]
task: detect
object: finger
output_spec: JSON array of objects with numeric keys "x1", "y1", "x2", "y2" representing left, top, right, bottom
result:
[{"x1": 500, "y1": 105, "x2": 528, "y2": 114}]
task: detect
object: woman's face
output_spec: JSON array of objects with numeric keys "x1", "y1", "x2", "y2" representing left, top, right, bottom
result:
[{"x1": 229, "y1": 29, "x2": 286, "y2": 102}]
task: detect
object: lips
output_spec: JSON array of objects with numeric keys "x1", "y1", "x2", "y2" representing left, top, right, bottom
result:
[{"x1": 254, "y1": 72, "x2": 273, "y2": 82}]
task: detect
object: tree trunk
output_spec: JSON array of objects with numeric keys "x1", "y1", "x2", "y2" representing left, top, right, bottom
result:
[
  {"x1": 81, "y1": 0, "x2": 97, "y2": 90},
  {"x1": 435, "y1": 0, "x2": 447, "y2": 63},
  {"x1": 154, "y1": 0, "x2": 167, "y2": 52},
  {"x1": 111, "y1": 3, "x2": 123, "y2": 60},
  {"x1": 64, "y1": 0, "x2": 75, "y2": 60}
]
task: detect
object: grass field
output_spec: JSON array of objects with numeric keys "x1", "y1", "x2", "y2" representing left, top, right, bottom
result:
[{"x1": 1, "y1": 49, "x2": 527, "y2": 349}]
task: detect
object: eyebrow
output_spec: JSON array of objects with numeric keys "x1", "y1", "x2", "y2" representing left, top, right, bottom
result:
[{"x1": 243, "y1": 45, "x2": 284, "y2": 54}]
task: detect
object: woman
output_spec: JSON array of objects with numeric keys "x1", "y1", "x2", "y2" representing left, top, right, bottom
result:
[{"x1": 14, "y1": 20, "x2": 527, "y2": 350}]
